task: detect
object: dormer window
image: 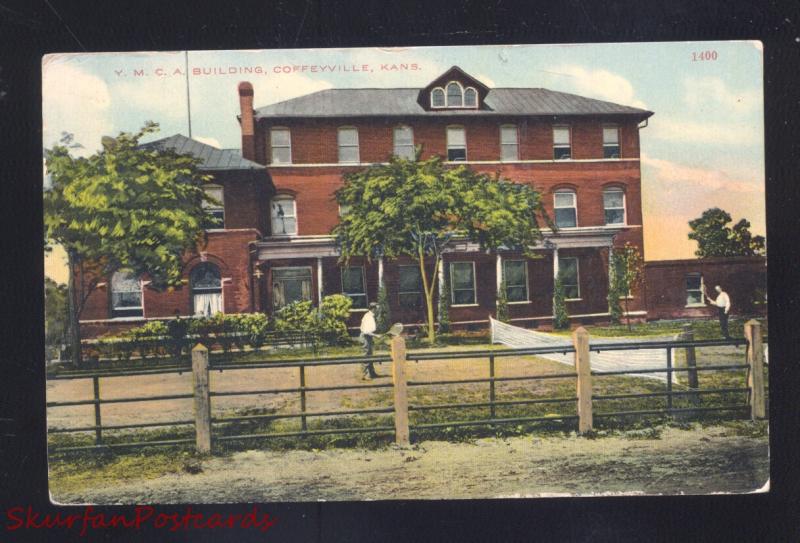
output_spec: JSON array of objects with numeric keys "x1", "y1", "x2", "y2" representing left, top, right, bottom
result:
[
  {"x1": 446, "y1": 82, "x2": 463, "y2": 107},
  {"x1": 464, "y1": 87, "x2": 477, "y2": 107},
  {"x1": 431, "y1": 88, "x2": 445, "y2": 108},
  {"x1": 431, "y1": 81, "x2": 480, "y2": 109}
]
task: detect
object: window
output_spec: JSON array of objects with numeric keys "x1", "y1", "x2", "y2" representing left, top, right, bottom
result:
[
  {"x1": 603, "y1": 126, "x2": 620, "y2": 158},
  {"x1": 560, "y1": 258, "x2": 580, "y2": 299},
  {"x1": 393, "y1": 126, "x2": 415, "y2": 160},
  {"x1": 554, "y1": 190, "x2": 577, "y2": 228},
  {"x1": 338, "y1": 203, "x2": 351, "y2": 217},
  {"x1": 553, "y1": 126, "x2": 571, "y2": 160},
  {"x1": 503, "y1": 260, "x2": 528, "y2": 302},
  {"x1": 341, "y1": 266, "x2": 367, "y2": 309},
  {"x1": 191, "y1": 263, "x2": 222, "y2": 316},
  {"x1": 450, "y1": 262, "x2": 476, "y2": 305},
  {"x1": 270, "y1": 127, "x2": 291, "y2": 164},
  {"x1": 447, "y1": 126, "x2": 467, "y2": 161},
  {"x1": 464, "y1": 87, "x2": 477, "y2": 107},
  {"x1": 686, "y1": 273, "x2": 705, "y2": 306},
  {"x1": 500, "y1": 125, "x2": 519, "y2": 161},
  {"x1": 446, "y1": 82, "x2": 463, "y2": 107},
  {"x1": 202, "y1": 185, "x2": 224, "y2": 228},
  {"x1": 337, "y1": 127, "x2": 359, "y2": 163},
  {"x1": 431, "y1": 87, "x2": 445, "y2": 108},
  {"x1": 603, "y1": 188, "x2": 625, "y2": 225},
  {"x1": 398, "y1": 265, "x2": 423, "y2": 309},
  {"x1": 272, "y1": 267, "x2": 312, "y2": 309},
  {"x1": 270, "y1": 195, "x2": 297, "y2": 236},
  {"x1": 111, "y1": 270, "x2": 143, "y2": 318}
]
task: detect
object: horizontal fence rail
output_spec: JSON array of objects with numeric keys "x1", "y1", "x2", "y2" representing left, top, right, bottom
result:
[{"x1": 47, "y1": 320, "x2": 768, "y2": 454}]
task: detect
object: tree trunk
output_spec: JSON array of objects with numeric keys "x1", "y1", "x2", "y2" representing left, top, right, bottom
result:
[
  {"x1": 66, "y1": 252, "x2": 83, "y2": 367},
  {"x1": 418, "y1": 252, "x2": 437, "y2": 344}
]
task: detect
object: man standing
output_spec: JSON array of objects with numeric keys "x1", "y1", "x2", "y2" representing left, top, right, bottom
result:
[
  {"x1": 705, "y1": 285, "x2": 731, "y2": 339},
  {"x1": 359, "y1": 302, "x2": 379, "y2": 379}
]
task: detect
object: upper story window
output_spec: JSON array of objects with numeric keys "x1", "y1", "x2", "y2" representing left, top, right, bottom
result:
[
  {"x1": 603, "y1": 126, "x2": 620, "y2": 158},
  {"x1": 603, "y1": 188, "x2": 626, "y2": 225},
  {"x1": 337, "y1": 127, "x2": 359, "y2": 163},
  {"x1": 447, "y1": 126, "x2": 467, "y2": 162},
  {"x1": 111, "y1": 270, "x2": 143, "y2": 318},
  {"x1": 271, "y1": 195, "x2": 297, "y2": 236},
  {"x1": 393, "y1": 125, "x2": 415, "y2": 160},
  {"x1": 554, "y1": 190, "x2": 577, "y2": 228},
  {"x1": 553, "y1": 126, "x2": 571, "y2": 160},
  {"x1": 270, "y1": 127, "x2": 291, "y2": 164},
  {"x1": 464, "y1": 87, "x2": 477, "y2": 107},
  {"x1": 446, "y1": 82, "x2": 463, "y2": 107},
  {"x1": 341, "y1": 266, "x2": 367, "y2": 309},
  {"x1": 500, "y1": 125, "x2": 519, "y2": 161},
  {"x1": 686, "y1": 273, "x2": 705, "y2": 307},
  {"x1": 431, "y1": 88, "x2": 445, "y2": 108},
  {"x1": 202, "y1": 185, "x2": 224, "y2": 229},
  {"x1": 431, "y1": 82, "x2": 479, "y2": 109}
]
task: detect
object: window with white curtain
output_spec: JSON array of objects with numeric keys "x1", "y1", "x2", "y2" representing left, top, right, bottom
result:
[
  {"x1": 447, "y1": 126, "x2": 466, "y2": 161},
  {"x1": 272, "y1": 267, "x2": 312, "y2": 309},
  {"x1": 191, "y1": 263, "x2": 222, "y2": 316}
]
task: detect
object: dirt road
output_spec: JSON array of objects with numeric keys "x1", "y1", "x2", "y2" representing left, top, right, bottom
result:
[{"x1": 51, "y1": 425, "x2": 768, "y2": 503}]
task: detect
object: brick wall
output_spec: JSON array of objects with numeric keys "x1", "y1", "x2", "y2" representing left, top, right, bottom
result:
[{"x1": 644, "y1": 257, "x2": 767, "y2": 320}]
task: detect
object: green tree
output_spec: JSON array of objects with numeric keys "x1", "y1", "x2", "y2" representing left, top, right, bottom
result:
[
  {"x1": 334, "y1": 155, "x2": 547, "y2": 343},
  {"x1": 688, "y1": 208, "x2": 766, "y2": 257},
  {"x1": 45, "y1": 277, "x2": 68, "y2": 357},
  {"x1": 611, "y1": 243, "x2": 644, "y2": 331},
  {"x1": 496, "y1": 280, "x2": 510, "y2": 323},
  {"x1": 606, "y1": 253, "x2": 623, "y2": 325},
  {"x1": 438, "y1": 280, "x2": 451, "y2": 334},
  {"x1": 44, "y1": 122, "x2": 213, "y2": 366},
  {"x1": 552, "y1": 271, "x2": 569, "y2": 330},
  {"x1": 375, "y1": 284, "x2": 391, "y2": 334}
]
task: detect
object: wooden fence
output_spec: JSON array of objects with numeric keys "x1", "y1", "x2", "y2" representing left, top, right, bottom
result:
[{"x1": 47, "y1": 320, "x2": 767, "y2": 454}]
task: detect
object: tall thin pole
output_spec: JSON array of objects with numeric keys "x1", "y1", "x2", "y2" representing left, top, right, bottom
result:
[{"x1": 185, "y1": 50, "x2": 192, "y2": 138}]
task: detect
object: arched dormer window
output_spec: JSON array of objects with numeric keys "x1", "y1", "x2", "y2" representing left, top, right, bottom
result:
[
  {"x1": 431, "y1": 88, "x2": 445, "y2": 108},
  {"x1": 190, "y1": 263, "x2": 222, "y2": 316},
  {"x1": 464, "y1": 87, "x2": 477, "y2": 108},
  {"x1": 446, "y1": 82, "x2": 463, "y2": 107}
]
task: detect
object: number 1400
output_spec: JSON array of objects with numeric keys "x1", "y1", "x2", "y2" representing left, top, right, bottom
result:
[{"x1": 692, "y1": 50, "x2": 718, "y2": 61}]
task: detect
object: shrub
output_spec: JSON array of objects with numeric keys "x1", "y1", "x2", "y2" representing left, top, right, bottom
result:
[
  {"x1": 273, "y1": 300, "x2": 317, "y2": 332},
  {"x1": 319, "y1": 294, "x2": 353, "y2": 343},
  {"x1": 496, "y1": 281, "x2": 509, "y2": 323},
  {"x1": 375, "y1": 285, "x2": 391, "y2": 334},
  {"x1": 553, "y1": 270, "x2": 569, "y2": 330}
]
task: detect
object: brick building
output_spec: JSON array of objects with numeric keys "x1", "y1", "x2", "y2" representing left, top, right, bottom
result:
[{"x1": 75, "y1": 66, "x2": 765, "y2": 336}]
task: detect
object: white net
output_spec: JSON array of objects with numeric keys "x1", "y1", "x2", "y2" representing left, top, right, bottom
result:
[{"x1": 489, "y1": 317, "x2": 676, "y2": 383}]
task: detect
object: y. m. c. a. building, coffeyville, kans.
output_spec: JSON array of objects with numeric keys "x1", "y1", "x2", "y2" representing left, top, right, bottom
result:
[{"x1": 76, "y1": 66, "x2": 766, "y2": 337}]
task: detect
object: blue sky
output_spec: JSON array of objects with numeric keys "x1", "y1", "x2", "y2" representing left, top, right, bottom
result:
[{"x1": 43, "y1": 42, "x2": 765, "y2": 282}]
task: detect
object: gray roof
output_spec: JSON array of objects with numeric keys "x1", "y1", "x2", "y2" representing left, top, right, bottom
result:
[
  {"x1": 142, "y1": 134, "x2": 265, "y2": 170},
  {"x1": 254, "y1": 87, "x2": 653, "y2": 119}
]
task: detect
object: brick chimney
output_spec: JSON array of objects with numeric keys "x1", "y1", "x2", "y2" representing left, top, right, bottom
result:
[{"x1": 238, "y1": 81, "x2": 255, "y2": 161}]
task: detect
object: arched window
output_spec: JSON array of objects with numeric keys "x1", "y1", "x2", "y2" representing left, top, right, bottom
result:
[
  {"x1": 271, "y1": 195, "x2": 297, "y2": 236},
  {"x1": 446, "y1": 82, "x2": 463, "y2": 107},
  {"x1": 393, "y1": 125, "x2": 415, "y2": 160},
  {"x1": 603, "y1": 188, "x2": 626, "y2": 225},
  {"x1": 554, "y1": 190, "x2": 577, "y2": 228},
  {"x1": 464, "y1": 87, "x2": 477, "y2": 107},
  {"x1": 111, "y1": 270, "x2": 143, "y2": 318},
  {"x1": 431, "y1": 88, "x2": 445, "y2": 108},
  {"x1": 191, "y1": 263, "x2": 222, "y2": 316}
]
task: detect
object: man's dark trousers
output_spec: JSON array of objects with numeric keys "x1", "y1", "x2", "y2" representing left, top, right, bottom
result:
[
  {"x1": 718, "y1": 307, "x2": 730, "y2": 339},
  {"x1": 362, "y1": 334, "x2": 376, "y2": 377}
]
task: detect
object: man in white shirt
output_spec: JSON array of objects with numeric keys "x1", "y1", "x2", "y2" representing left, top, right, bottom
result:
[
  {"x1": 705, "y1": 285, "x2": 731, "y2": 339},
  {"x1": 359, "y1": 302, "x2": 379, "y2": 379}
]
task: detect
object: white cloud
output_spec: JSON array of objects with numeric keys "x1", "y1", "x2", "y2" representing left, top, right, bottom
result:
[
  {"x1": 683, "y1": 76, "x2": 760, "y2": 115},
  {"x1": 42, "y1": 58, "x2": 112, "y2": 154},
  {"x1": 642, "y1": 153, "x2": 761, "y2": 194},
  {"x1": 647, "y1": 117, "x2": 761, "y2": 146},
  {"x1": 111, "y1": 78, "x2": 187, "y2": 121},
  {"x1": 194, "y1": 136, "x2": 221, "y2": 148},
  {"x1": 548, "y1": 64, "x2": 648, "y2": 109}
]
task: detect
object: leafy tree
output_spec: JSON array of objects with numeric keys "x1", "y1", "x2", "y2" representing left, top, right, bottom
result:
[
  {"x1": 375, "y1": 284, "x2": 391, "y2": 334},
  {"x1": 688, "y1": 208, "x2": 766, "y2": 257},
  {"x1": 334, "y1": 155, "x2": 547, "y2": 342},
  {"x1": 611, "y1": 243, "x2": 644, "y2": 331},
  {"x1": 552, "y1": 271, "x2": 569, "y2": 330},
  {"x1": 496, "y1": 281, "x2": 510, "y2": 323},
  {"x1": 44, "y1": 122, "x2": 213, "y2": 366},
  {"x1": 45, "y1": 277, "x2": 68, "y2": 357}
]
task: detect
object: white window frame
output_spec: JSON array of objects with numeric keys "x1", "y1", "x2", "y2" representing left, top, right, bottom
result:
[
  {"x1": 450, "y1": 261, "x2": 477, "y2": 307},
  {"x1": 430, "y1": 87, "x2": 446, "y2": 108},
  {"x1": 272, "y1": 266, "x2": 313, "y2": 309},
  {"x1": 337, "y1": 126, "x2": 360, "y2": 164},
  {"x1": 111, "y1": 269, "x2": 143, "y2": 318},
  {"x1": 503, "y1": 259, "x2": 530, "y2": 304},
  {"x1": 463, "y1": 86, "x2": 478, "y2": 108},
  {"x1": 398, "y1": 265, "x2": 423, "y2": 310},
  {"x1": 554, "y1": 190, "x2": 578, "y2": 228},
  {"x1": 393, "y1": 125, "x2": 415, "y2": 160},
  {"x1": 340, "y1": 266, "x2": 368, "y2": 310},
  {"x1": 445, "y1": 81, "x2": 464, "y2": 108},
  {"x1": 602, "y1": 124, "x2": 621, "y2": 159},
  {"x1": 270, "y1": 127, "x2": 292, "y2": 164},
  {"x1": 553, "y1": 125, "x2": 572, "y2": 160},
  {"x1": 560, "y1": 257, "x2": 581, "y2": 301},
  {"x1": 446, "y1": 125, "x2": 467, "y2": 162},
  {"x1": 202, "y1": 184, "x2": 225, "y2": 229},
  {"x1": 270, "y1": 195, "x2": 298, "y2": 236},
  {"x1": 603, "y1": 188, "x2": 626, "y2": 226},
  {"x1": 500, "y1": 124, "x2": 519, "y2": 162},
  {"x1": 685, "y1": 273, "x2": 706, "y2": 308}
]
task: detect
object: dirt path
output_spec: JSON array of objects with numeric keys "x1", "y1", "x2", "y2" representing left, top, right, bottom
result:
[{"x1": 51, "y1": 425, "x2": 768, "y2": 503}]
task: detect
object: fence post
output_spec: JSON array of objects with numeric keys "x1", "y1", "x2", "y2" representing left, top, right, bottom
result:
[
  {"x1": 573, "y1": 327, "x2": 593, "y2": 433},
  {"x1": 391, "y1": 336, "x2": 410, "y2": 446},
  {"x1": 92, "y1": 376, "x2": 102, "y2": 445},
  {"x1": 299, "y1": 365, "x2": 307, "y2": 431},
  {"x1": 192, "y1": 343, "x2": 212, "y2": 454},
  {"x1": 744, "y1": 320, "x2": 766, "y2": 420},
  {"x1": 681, "y1": 324, "x2": 699, "y2": 406}
]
